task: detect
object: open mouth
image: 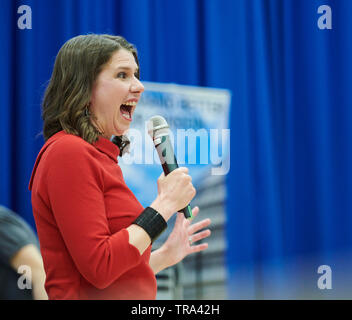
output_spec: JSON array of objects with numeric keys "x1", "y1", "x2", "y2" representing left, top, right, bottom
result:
[{"x1": 120, "y1": 102, "x2": 136, "y2": 121}]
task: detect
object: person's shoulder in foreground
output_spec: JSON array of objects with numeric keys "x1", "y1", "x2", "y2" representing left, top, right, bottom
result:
[
  {"x1": 0, "y1": 205, "x2": 39, "y2": 265},
  {"x1": 0, "y1": 205, "x2": 47, "y2": 299}
]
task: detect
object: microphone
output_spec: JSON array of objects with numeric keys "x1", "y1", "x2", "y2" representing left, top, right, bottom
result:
[{"x1": 147, "y1": 115, "x2": 193, "y2": 219}]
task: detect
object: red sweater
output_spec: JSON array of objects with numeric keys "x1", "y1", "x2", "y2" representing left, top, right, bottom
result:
[{"x1": 29, "y1": 131, "x2": 157, "y2": 300}]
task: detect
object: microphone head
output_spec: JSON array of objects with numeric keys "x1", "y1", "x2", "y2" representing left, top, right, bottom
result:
[{"x1": 147, "y1": 115, "x2": 170, "y2": 140}]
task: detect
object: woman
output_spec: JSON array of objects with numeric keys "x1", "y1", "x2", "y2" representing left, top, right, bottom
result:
[{"x1": 29, "y1": 34, "x2": 211, "y2": 300}]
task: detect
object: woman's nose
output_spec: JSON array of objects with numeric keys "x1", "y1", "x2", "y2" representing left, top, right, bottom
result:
[{"x1": 131, "y1": 78, "x2": 144, "y2": 93}]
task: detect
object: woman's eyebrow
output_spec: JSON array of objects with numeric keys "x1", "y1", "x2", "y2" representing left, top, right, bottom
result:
[{"x1": 115, "y1": 66, "x2": 139, "y2": 73}]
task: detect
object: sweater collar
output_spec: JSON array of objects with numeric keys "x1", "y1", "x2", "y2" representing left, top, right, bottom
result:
[
  {"x1": 93, "y1": 135, "x2": 120, "y2": 162},
  {"x1": 29, "y1": 131, "x2": 120, "y2": 191},
  {"x1": 52, "y1": 130, "x2": 120, "y2": 162}
]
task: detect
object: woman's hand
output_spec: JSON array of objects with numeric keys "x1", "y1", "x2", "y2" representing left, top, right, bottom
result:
[
  {"x1": 157, "y1": 206, "x2": 211, "y2": 269},
  {"x1": 151, "y1": 168, "x2": 196, "y2": 221}
]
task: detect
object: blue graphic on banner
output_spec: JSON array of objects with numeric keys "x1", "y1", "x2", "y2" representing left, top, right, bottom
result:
[{"x1": 118, "y1": 82, "x2": 231, "y2": 209}]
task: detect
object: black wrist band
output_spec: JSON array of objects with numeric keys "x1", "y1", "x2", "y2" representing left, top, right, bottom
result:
[{"x1": 133, "y1": 207, "x2": 167, "y2": 243}]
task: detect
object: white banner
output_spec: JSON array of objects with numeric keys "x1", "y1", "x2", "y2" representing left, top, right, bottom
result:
[{"x1": 119, "y1": 82, "x2": 231, "y2": 208}]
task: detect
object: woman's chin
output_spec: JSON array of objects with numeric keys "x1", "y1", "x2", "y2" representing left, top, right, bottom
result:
[
  {"x1": 112, "y1": 119, "x2": 130, "y2": 136},
  {"x1": 114, "y1": 127, "x2": 129, "y2": 136}
]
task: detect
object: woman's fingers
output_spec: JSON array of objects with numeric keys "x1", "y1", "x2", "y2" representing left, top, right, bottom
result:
[
  {"x1": 189, "y1": 229, "x2": 211, "y2": 244},
  {"x1": 189, "y1": 243, "x2": 209, "y2": 254},
  {"x1": 175, "y1": 211, "x2": 185, "y2": 225},
  {"x1": 191, "y1": 206, "x2": 199, "y2": 216},
  {"x1": 188, "y1": 218, "x2": 211, "y2": 235}
]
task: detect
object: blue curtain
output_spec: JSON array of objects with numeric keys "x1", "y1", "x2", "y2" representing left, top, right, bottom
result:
[
  {"x1": 222, "y1": 0, "x2": 352, "y2": 298},
  {"x1": 1, "y1": 0, "x2": 351, "y2": 298}
]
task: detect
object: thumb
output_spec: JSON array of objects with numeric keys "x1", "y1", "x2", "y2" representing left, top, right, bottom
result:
[
  {"x1": 157, "y1": 172, "x2": 165, "y2": 193},
  {"x1": 159, "y1": 172, "x2": 165, "y2": 179}
]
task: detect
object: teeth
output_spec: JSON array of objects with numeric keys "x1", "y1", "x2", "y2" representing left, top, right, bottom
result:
[
  {"x1": 122, "y1": 113, "x2": 131, "y2": 120},
  {"x1": 124, "y1": 101, "x2": 137, "y2": 106}
]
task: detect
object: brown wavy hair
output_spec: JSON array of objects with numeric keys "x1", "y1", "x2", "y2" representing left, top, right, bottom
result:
[{"x1": 42, "y1": 34, "x2": 140, "y2": 146}]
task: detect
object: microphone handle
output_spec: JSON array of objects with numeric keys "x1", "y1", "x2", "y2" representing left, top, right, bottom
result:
[{"x1": 155, "y1": 136, "x2": 193, "y2": 220}]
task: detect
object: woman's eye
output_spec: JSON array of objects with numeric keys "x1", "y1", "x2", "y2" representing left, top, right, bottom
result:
[{"x1": 116, "y1": 72, "x2": 127, "y2": 79}]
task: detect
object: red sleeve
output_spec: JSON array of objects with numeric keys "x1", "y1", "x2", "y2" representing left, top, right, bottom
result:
[{"x1": 45, "y1": 138, "x2": 142, "y2": 289}]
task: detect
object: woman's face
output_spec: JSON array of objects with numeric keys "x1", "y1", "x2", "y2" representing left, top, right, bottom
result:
[{"x1": 90, "y1": 48, "x2": 144, "y2": 138}]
